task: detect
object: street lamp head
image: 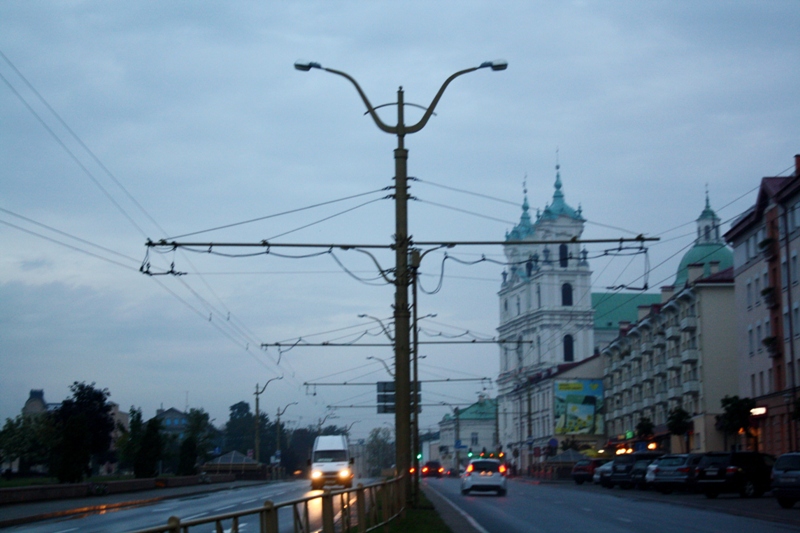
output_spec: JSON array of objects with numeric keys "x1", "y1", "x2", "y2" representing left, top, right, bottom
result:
[
  {"x1": 479, "y1": 60, "x2": 508, "y2": 71},
  {"x1": 294, "y1": 60, "x2": 322, "y2": 71}
]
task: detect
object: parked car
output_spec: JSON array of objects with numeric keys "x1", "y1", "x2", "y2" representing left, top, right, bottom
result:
[
  {"x1": 608, "y1": 452, "x2": 663, "y2": 489},
  {"x1": 461, "y1": 458, "x2": 507, "y2": 496},
  {"x1": 652, "y1": 454, "x2": 703, "y2": 494},
  {"x1": 594, "y1": 461, "x2": 614, "y2": 485},
  {"x1": 630, "y1": 459, "x2": 655, "y2": 489},
  {"x1": 572, "y1": 458, "x2": 609, "y2": 485},
  {"x1": 695, "y1": 451, "x2": 775, "y2": 498},
  {"x1": 772, "y1": 452, "x2": 800, "y2": 508},
  {"x1": 421, "y1": 461, "x2": 444, "y2": 478},
  {"x1": 644, "y1": 458, "x2": 662, "y2": 486}
]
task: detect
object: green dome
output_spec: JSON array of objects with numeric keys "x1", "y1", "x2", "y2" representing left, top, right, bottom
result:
[{"x1": 674, "y1": 242, "x2": 733, "y2": 286}]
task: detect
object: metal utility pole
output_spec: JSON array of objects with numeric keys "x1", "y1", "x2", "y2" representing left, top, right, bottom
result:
[
  {"x1": 295, "y1": 59, "x2": 507, "y2": 503},
  {"x1": 254, "y1": 375, "x2": 282, "y2": 463}
]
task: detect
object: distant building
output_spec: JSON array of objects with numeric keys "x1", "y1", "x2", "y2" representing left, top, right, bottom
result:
[
  {"x1": 156, "y1": 407, "x2": 189, "y2": 439},
  {"x1": 725, "y1": 155, "x2": 800, "y2": 456},
  {"x1": 21, "y1": 389, "x2": 60, "y2": 416},
  {"x1": 438, "y1": 397, "x2": 497, "y2": 472}
]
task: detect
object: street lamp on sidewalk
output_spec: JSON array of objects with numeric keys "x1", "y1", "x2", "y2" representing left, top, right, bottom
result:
[
  {"x1": 254, "y1": 375, "x2": 283, "y2": 463},
  {"x1": 295, "y1": 59, "x2": 507, "y2": 502}
]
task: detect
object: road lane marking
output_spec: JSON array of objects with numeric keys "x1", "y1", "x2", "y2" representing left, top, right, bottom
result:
[
  {"x1": 241, "y1": 498, "x2": 258, "y2": 504},
  {"x1": 183, "y1": 512, "x2": 208, "y2": 520},
  {"x1": 213, "y1": 504, "x2": 237, "y2": 511},
  {"x1": 582, "y1": 508, "x2": 592, "y2": 512},
  {"x1": 618, "y1": 517, "x2": 632, "y2": 523},
  {"x1": 54, "y1": 529, "x2": 79, "y2": 533}
]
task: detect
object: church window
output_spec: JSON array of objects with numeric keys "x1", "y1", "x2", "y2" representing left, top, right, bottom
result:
[
  {"x1": 561, "y1": 283, "x2": 573, "y2": 306},
  {"x1": 559, "y1": 244, "x2": 568, "y2": 268},
  {"x1": 564, "y1": 335, "x2": 574, "y2": 362}
]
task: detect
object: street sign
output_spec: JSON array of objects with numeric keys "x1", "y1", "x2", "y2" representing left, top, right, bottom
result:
[{"x1": 454, "y1": 439, "x2": 467, "y2": 450}]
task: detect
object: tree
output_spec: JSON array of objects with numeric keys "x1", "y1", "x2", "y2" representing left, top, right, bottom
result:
[
  {"x1": 717, "y1": 395, "x2": 757, "y2": 450},
  {"x1": 366, "y1": 427, "x2": 394, "y2": 477},
  {"x1": 116, "y1": 407, "x2": 144, "y2": 472},
  {"x1": 0, "y1": 414, "x2": 55, "y2": 474},
  {"x1": 636, "y1": 417, "x2": 655, "y2": 440},
  {"x1": 177, "y1": 436, "x2": 198, "y2": 475},
  {"x1": 667, "y1": 407, "x2": 692, "y2": 452},
  {"x1": 134, "y1": 418, "x2": 163, "y2": 478},
  {"x1": 50, "y1": 382, "x2": 115, "y2": 482},
  {"x1": 185, "y1": 408, "x2": 217, "y2": 466}
]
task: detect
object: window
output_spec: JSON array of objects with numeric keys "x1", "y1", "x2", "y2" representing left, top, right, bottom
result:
[
  {"x1": 793, "y1": 253, "x2": 798, "y2": 284},
  {"x1": 564, "y1": 335, "x2": 574, "y2": 362},
  {"x1": 561, "y1": 283, "x2": 573, "y2": 306},
  {"x1": 751, "y1": 374, "x2": 756, "y2": 397},
  {"x1": 559, "y1": 244, "x2": 568, "y2": 268},
  {"x1": 748, "y1": 327, "x2": 754, "y2": 355},
  {"x1": 471, "y1": 432, "x2": 479, "y2": 446},
  {"x1": 755, "y1": 277, "x2": 761, "y2": 305},
  {"x1": 747, "y1": 280, "x2": 753, "y2": 308}
]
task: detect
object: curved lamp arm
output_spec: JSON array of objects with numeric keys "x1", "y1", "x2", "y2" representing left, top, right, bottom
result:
[{"x1": 322, "y1": 67, "x2": 396, "y2": 134}]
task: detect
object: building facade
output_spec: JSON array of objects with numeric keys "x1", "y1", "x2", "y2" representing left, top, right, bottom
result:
[
  {"x1": 725, "y1": 155, "x2": 800, "y2": 456},
  {"x1": 603, "y1": 195, "x2": 736, "y2": 453},
  {"x1": 496, "y1": 169, "x2": 602, "y2": 472},
  {"x1": 438, "y1": 397, "x2": 497, "y2": 472}
]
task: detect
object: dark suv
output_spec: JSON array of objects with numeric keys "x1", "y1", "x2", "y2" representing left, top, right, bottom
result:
[
  {"x1": 772, "y1": 453, "x2": 800, "y2": 508},
  {"x1": 695, "y1": 451, "x2": 775, "y2": 498},
  {"x1": 608, "y1": 452, "x2": 663, "y2": 489},
  {"x1": 421, "y1": 461, "x2": 443, "y2": 478}
]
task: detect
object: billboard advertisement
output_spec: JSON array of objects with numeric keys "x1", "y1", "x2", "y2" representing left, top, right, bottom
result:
[{"x1": 554, "y1": 379, "x2": 604, "y2": 435}]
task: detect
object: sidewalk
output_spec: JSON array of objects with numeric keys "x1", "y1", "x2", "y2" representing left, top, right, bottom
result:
[{"x1": 0, "y1": 480, "x2": 270, "y2": 529}]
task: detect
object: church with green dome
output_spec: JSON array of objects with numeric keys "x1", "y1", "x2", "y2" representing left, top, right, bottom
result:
[{"x1": 673, "y1": 192, "x2": 733, "y2": 287}]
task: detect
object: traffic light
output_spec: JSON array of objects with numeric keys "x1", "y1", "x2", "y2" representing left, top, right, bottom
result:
[
  {"x1": 416, "y1": 452, "x2": 422, "y2": 460},
  {"x1": 467, "y1": 449, "x2": 473, "y2": 458}
]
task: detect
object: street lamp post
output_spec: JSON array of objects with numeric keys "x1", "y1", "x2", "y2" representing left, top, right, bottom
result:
[
  {"x1": 254, "y1": 375, "x2": 283, "y2": 463},
  {"x1": 295, "y1": 59, "x2": 507, "y2": 502}
]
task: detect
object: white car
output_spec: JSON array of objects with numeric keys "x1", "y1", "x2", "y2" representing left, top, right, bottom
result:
[
  {"x1": 594, "y1": 461, "x2": 613, "y2": 484},
  {"x1": 461, "y1": 458, "x2": 507, "y2": 496}
]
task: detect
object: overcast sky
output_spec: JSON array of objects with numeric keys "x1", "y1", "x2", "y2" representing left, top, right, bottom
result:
[{"x1": 1, "y1": 1, "x2": 798, "y2": 442}]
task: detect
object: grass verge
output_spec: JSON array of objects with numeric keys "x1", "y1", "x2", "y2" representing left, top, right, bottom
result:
[{"x1": 385, "y1": 492, "x2": 453, "y2": 533}]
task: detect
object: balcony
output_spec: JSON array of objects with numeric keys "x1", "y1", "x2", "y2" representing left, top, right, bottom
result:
[
  {"x1": 621, "y1": 379, "x2": 632, "y2": 390},
  {"x1": 610, "y1": 360, "x2": 620, "y2": 372},
  {"x1": 642, "y1": 396, "x2": 654, "y2": 408},
  {"x1": 629, "y1": 349, "x2": 642, "y2": 361},
  {"x1": 654, "y1": 363, "x2": 667, "y2": 376},
  {"x1": 653, "y1": 335, "x2": 666, "y2": 348},
  {"x1": 680, "y1": 316, "x2": 698, "y2": 331},
  {"x1": 762, "y1": 335, "x2": 782, "y2": 358},
  {"x1": 683, "y1": 380, "x2": 700, "y2": 395},
  {"x1": 631, "y1": 401, "x2": 643, "y2": 413},
  {"x1": 762, "y1": 287, "x2": 779, "y2": 309},
  {"x1": 759, "y1": 237, "x2": 776, "y2": 261},
  {"x1": 666, "y1": 326, "x2": 681, "y2": 340},
  {"x1": 668, "y1": 386, "x2": 683, "y2": 399},
  {"x1": 681, "y1": 348, "x2": 699, "y2": 364},
  {"x1": 641, "y1": 369, "x2": 653, "y2": 382},
  {"x1": 667, "y1": 355, "x2": 682, "y2": 370},
  {"x1": 640, "y1": 342, "x2": 653, "y2": 354},
  {"x1": 655, "y1": 392, "x2": 668, "y2": 404}
]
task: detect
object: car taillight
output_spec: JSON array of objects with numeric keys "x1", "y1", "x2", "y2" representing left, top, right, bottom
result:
[
  {"x1": 422, "y1": 467, "x2": 429, "y2": 473},
  {"x1": 466, "y1": 464, "x2": 474, "y2": 475},
  {"x1": 654, "y1": 467, "x2": 660, "y2": 474},
  {"x1": 676, "y1": 467, "x2": 690, "y2": 473},
  {"x1": 438, "y1": 467, "x2": 444, "y2": 473},
  {"x1": 499, "y1": 464, "x2": 507, "y2": 476},
  {"x1": 726, "y1": 466, "x2": 742, "y2": 474}
]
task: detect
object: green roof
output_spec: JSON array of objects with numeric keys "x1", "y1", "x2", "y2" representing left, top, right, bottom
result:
[
  {"x1": 443, "y1": 398, "x2": 497, "y2": 421},
  {"x1": 674, "y1": 243, "x2": 733, "y2": 287},
  {"x1": 592, "y1": 292, "x2": 661, "y2": 331}
]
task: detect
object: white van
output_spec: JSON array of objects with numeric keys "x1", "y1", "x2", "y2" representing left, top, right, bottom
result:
[{"x1": 309, "y1": 435, "x2": 353, "y2": 489}]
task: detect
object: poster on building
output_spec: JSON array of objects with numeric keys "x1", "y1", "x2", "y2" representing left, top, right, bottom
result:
[{"x1": 554, "y1": 379, "x2": 604, "y2": 435}]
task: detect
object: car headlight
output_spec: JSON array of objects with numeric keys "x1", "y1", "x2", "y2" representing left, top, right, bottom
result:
[
  {"x1": 311, "y1": 470, "x2": 323, "y2": 479},
  {"x1": 338, "y1": 468, "x2": 351, "y2": 478}
]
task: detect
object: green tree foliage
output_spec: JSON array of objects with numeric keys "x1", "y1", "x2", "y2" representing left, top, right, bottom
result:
[
  {"x1": 134, "y1": 418, "x2": 163, "y2": 478},
  {"x1": 116, "y1": 407, "x2": 144, "y2": 472},
  {"x1": 281, "y1": 426, "x2": 315, "y2": 474},
  {"x1": 52, "y1": 414, "x2": 91, "y2": 483},
  {"x1": 667, "y1": 407, "x2": 692, "y2": 452},
  {"x1": 50, "y1": 382, "x2": 115, "y2": 482},
  {"x1": 0, "y1": 414, "x2": 55, "y2": 473},
  {"x1": 185, "y1": 408, "x2": 218, "y2": 466},
  {"x1": 366, "y1": 427, "x2": 395, "y2": 477},
  {"x1": 717, "y1": 395, "x2": 757, "y2": 449},
  {"x1": 177, "y1": 435, "x2": 198, "y2": 475},
  {"x1": 636, "y1": 416, "x2": 655, "y2": 440},
  {"x1": 223, "y1": 401, "x2": 271, "y2": 459}
]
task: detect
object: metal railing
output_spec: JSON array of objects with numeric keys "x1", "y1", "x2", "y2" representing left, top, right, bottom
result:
[{"x1": 131, "y1": 476, "x2": 405, "y2": 533}]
